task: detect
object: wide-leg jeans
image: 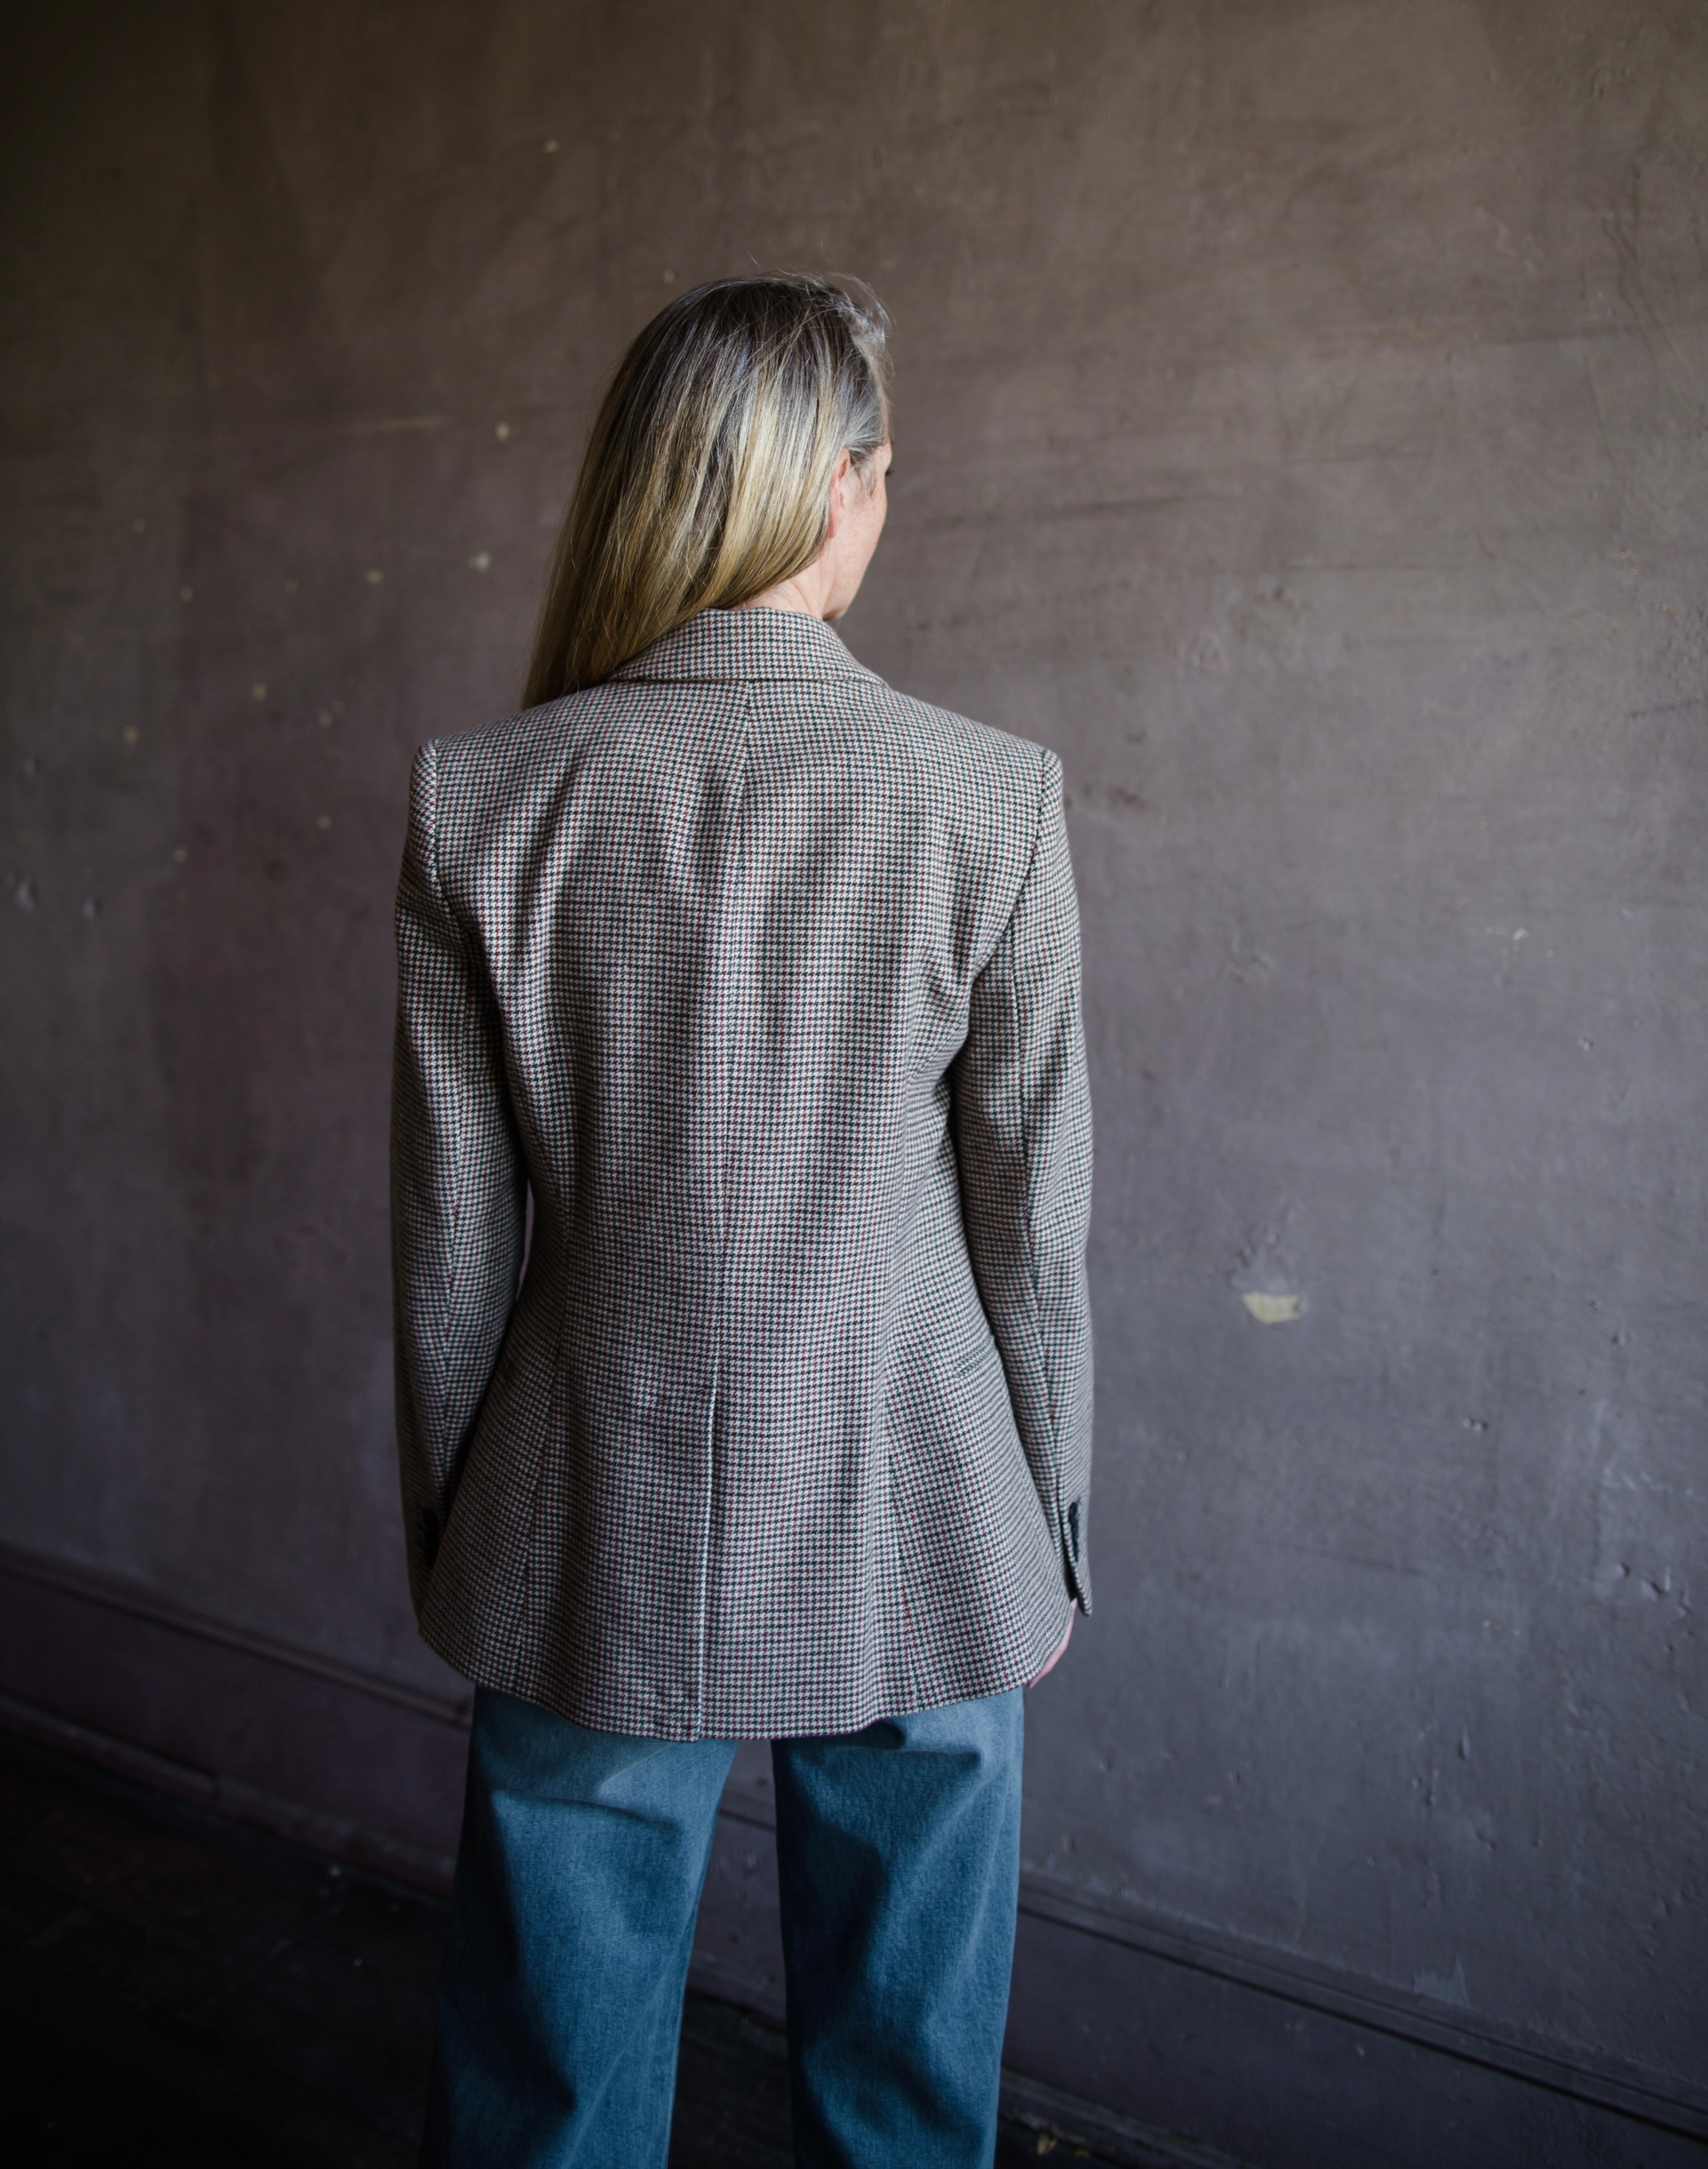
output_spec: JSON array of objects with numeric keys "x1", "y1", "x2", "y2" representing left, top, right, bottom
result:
[{"x1": 420, "y1": 1683, "x2": 1024, "y2": 2169}]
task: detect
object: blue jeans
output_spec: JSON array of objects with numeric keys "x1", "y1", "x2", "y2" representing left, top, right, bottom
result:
[{"x1": 421, "y1": 1685, "x2": 1024, "y2": 2168}]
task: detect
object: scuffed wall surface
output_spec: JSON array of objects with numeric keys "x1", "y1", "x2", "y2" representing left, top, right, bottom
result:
[{"x1": 2, "y1": 0, "x2": 1703, "y2": 2093}]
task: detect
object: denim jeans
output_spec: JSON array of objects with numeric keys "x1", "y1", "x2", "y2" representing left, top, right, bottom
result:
[{"x1": 421, "y1": 1684, "x2": 1024, "y2": 2168}]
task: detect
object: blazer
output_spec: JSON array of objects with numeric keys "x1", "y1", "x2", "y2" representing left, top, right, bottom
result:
[{"x1": 391, "y1": 607, "x2": 1093, "y2": 1740}]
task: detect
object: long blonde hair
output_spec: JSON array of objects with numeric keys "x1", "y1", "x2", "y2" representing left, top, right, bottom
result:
[{"x1": 523, "y1": 276, "x2": 890, "y2": 706}]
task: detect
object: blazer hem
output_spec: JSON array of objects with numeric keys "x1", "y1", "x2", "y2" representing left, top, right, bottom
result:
[{"x1": 414, "y1": 1593, "x2": 1075, "y2": 1743}]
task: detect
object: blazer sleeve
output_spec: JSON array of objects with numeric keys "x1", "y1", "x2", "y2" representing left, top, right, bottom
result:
[
  {"x1": 390, "y1": 741, "x2": 526, "y2": 1611},
  {"x1": 950, "y1": 748, "x2": 1096, "y2": 1609}
]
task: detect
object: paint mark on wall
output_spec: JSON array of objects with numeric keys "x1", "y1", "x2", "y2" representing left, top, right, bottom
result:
[
  {"x1": 1242, "y1": 1292, "x2": 1302, "y2": 1324},
  {"x1": 1413, "y1": 1956, "x2": 1471, "y2": 2009}
]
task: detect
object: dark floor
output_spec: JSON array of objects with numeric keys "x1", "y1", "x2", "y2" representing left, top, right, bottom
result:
[{"x1": 0, "y1": 1728, "x2": 1111, "y2": 2165}]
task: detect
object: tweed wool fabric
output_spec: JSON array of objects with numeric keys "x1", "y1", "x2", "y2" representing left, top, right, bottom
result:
[{"x1": 392, "y1": 608, "x2": 1093, "y2": 1740}]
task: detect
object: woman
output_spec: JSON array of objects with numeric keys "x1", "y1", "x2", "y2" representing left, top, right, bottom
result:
[{"x1": 392, "y1": 274, "x2": 1093, "y2": 2167}]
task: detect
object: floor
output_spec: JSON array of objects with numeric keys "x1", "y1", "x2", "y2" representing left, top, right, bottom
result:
[{"x1": 0, "y1": 1728, "x2": 1113, "y2": 2165}]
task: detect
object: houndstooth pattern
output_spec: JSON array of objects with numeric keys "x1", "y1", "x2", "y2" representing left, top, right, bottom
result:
[{"x1": 391, "y1": 608, "x2": 1093, "y2": 1740}]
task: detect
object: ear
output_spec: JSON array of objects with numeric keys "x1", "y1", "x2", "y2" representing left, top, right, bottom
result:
[{"x1": 822, "y1": 447, "x2": 856, "y2": 539}]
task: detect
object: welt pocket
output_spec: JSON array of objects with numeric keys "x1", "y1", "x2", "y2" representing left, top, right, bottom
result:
[{"x1": 957, "y1": 1333, "x2": 1001, "y2": 1377}]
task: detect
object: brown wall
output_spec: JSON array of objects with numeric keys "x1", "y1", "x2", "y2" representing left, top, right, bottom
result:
[{"x1": 3, "y1": 3, "x2": 1705, "y2": 2161}]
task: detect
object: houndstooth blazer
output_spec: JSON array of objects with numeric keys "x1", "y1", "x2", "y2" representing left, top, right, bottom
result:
[{"x1": 391, "y1": 607, "x2": 1093, "y2": 1741}]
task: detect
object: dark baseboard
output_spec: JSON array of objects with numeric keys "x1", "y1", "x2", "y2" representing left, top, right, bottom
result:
[
  {"x1": 0, "y1": 1540, "x2": 468, "y2": 1888},
  {"x1": 1, "y1": 1541, "x2": 1702, "y2": 2169}
]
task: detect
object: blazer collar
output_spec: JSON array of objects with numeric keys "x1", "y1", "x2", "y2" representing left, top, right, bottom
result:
[{"x1": 611, "y1": 607, "x2": 882, "y2": 685}]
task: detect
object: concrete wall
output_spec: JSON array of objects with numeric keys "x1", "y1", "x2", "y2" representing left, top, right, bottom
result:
[{"x1": 4, "y1": 2, "x2": 1704, "y2": 2161}]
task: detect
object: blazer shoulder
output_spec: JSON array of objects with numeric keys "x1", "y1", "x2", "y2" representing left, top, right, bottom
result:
[
  {"x1": 858, "y1": 679, "x2": 1055, "y2": 804},
  {"x1": 848, "y1": 682, "x2": 1057, "y2": 947},
  {"x1": 424, "y1": 686, "x2": 615, "y2": 799}
]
